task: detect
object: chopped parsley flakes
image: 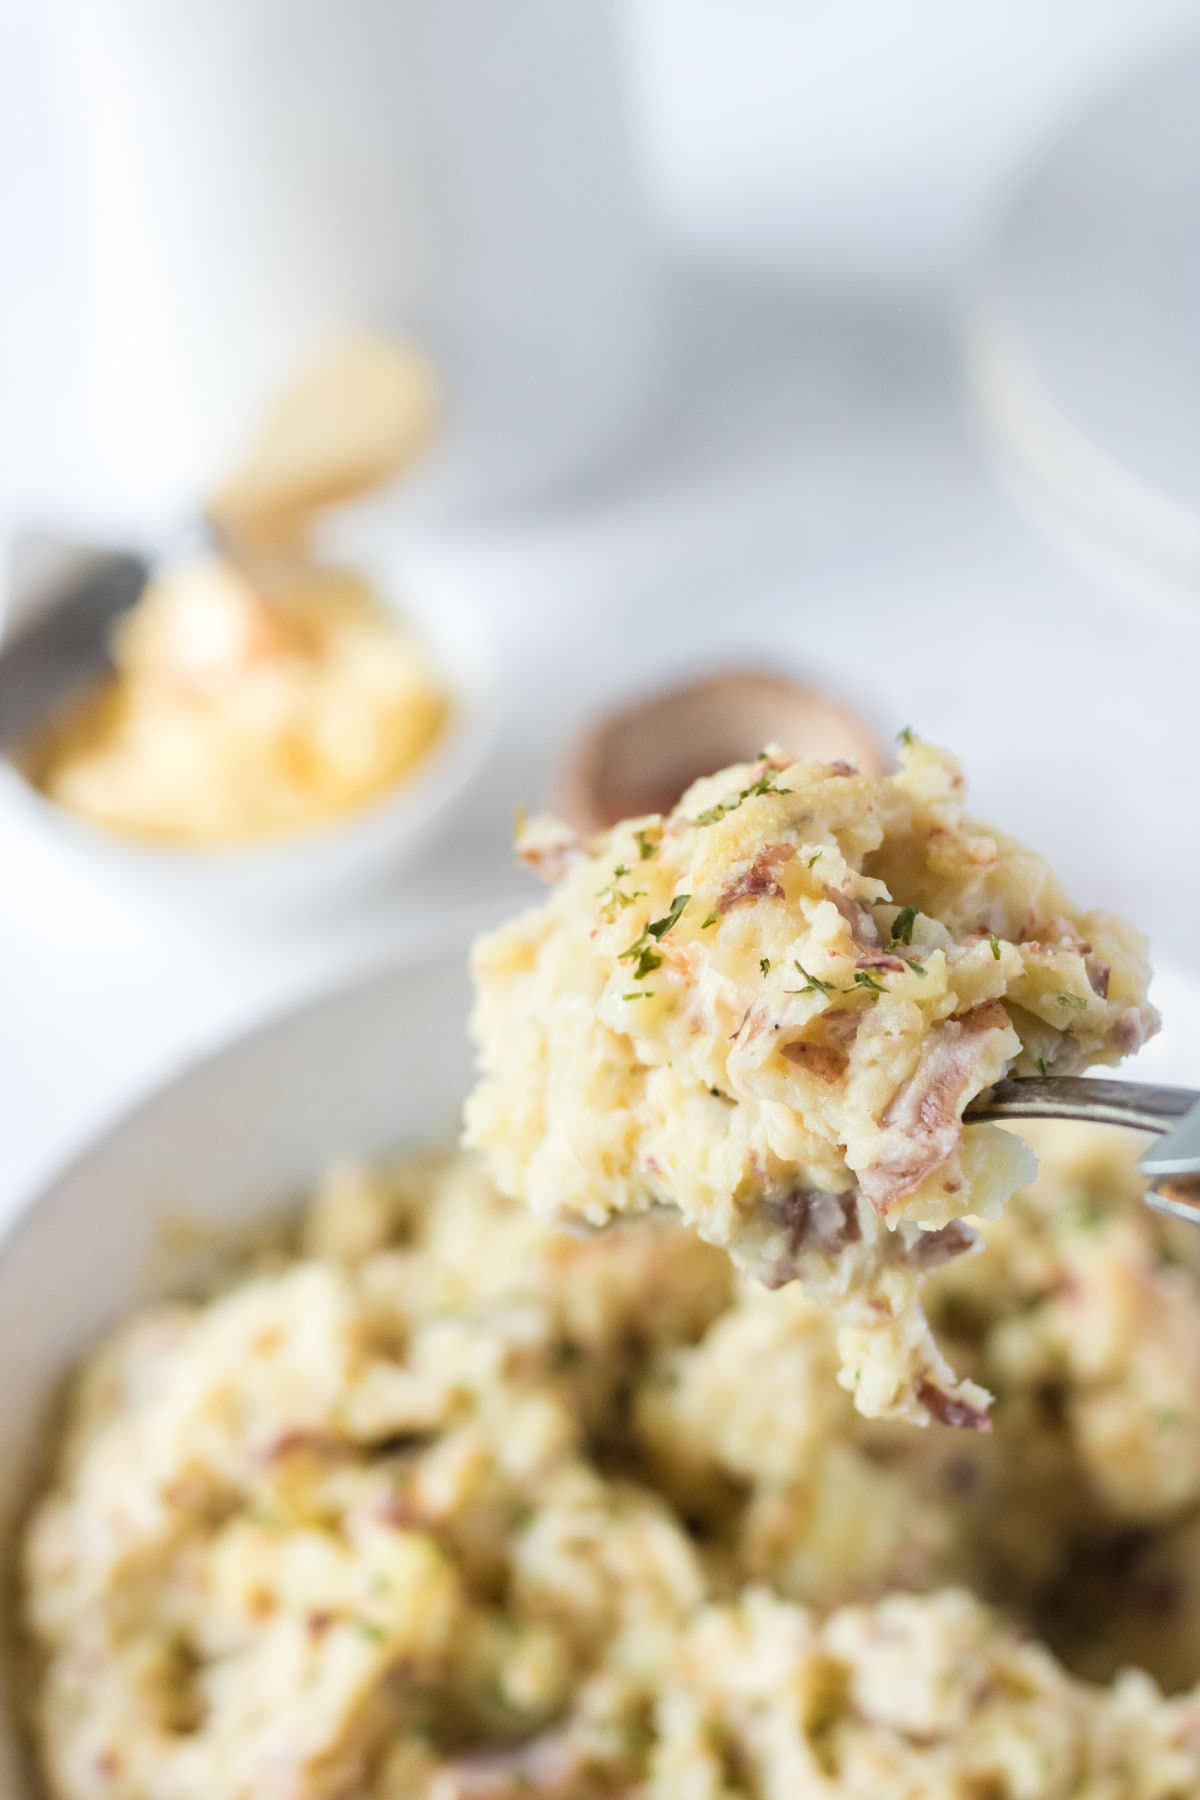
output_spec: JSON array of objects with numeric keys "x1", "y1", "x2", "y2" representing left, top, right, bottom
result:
[
  {"x1": 628, "y1": 945, "x2": 663, "y2": 980},
  {"x1": 760, "y1": 957, "x2": 771, "y2": 977},
  {"x1": 990, "y1": 933, "x2": 1002, "y2": 960},
  {"x1": 890, "y1": 905, "x2": 918, "y2": 945},
  {"x1": 618, "y1": 894, "x2": 689, "y2": 983},
  {"x1": 647, "y1": 893, "x2": 690, "y2": 940},
  {"x1": 849, "y1": 970, "x2": 886, "y2": 994},
  {"x1": 634, "y1": 829, "x2": 658, "y2": 861},
  {"x1": 1056, "y1": 992, "x2": 1088, "y2": 1011},
  {"x1": 786, "y1": 961, "x2": 834, "y2": 997},
  {"x1": 694, "y1": 772, "x2": 793, "y2": 827}
]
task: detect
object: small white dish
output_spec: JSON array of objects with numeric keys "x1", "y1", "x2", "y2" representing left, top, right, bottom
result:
[{"x1": 0, "y1": 559, "x2": 497, "y2": 924}]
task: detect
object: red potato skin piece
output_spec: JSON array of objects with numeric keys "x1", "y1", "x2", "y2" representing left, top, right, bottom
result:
[
  {"x1": 918, "y1": 1379, "x2": 992, "y2": 1433},
  {"x1": 859, "y1": 1002, "x2": 1012, "y2": 1216},
  {"x1": 718, "y1": 843, "x2": 796, "y2": 913}
]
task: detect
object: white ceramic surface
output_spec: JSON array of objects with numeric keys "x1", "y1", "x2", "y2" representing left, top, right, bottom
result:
[
  {"x1": 1, "y1": 949, "x2": 1198, "y2": 1792},
  {"x1": 0, "y1": 565, "x2": 497, "y2": 924}
]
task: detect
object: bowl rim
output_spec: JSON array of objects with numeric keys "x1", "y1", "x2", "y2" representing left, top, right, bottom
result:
[{"x1": 0, "y1": 931, "x2": 475, "y2": 1258}]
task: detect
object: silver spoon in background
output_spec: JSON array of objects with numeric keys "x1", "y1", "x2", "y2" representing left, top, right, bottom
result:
[
  {"x1": 0, "y1": 537, "x2": 149, "y2": 756},
  {"x1": 0, "y1": 335, "x2": 440, "y2": 759}
]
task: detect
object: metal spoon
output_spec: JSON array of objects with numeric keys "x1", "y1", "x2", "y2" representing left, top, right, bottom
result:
[
  {"x1": 966, "y1": 1076, "x2": 1200, "y2": 1224},
  {"x1": 0, "y1": 541, "x2": 149, "y2": 755}
]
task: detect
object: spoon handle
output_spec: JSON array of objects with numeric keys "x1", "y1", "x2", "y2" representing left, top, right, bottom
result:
[
  {"x1": 967, "y1": 1076, "x2": 1197, "y2": 1137},
  {"x1": 967, "y1": 1076, "x2": 1200, "y2": 1225}
]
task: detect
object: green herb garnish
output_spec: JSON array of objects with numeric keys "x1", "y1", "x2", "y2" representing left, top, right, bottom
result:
[
  {"x1": 694, "y1": 772, "x2": 793, "y2": 827},
  {"x1": 760, "y1": 958, "x2": 771, "y2": 976},
  {"x1": 630, "y1": 945, "x2": 663, "y2": 980},
  {"x1": 897, "y1": 725, "x2": 916, "y2": 746},
  {"x1": 1056, "y1": 992, "x2": 1088, "y2": 1011},
  {"x1": 786, "y1": 961, "x2": 834, "y2": 997},
  {"x1": 701, "y1": 911, "x2": 719, "y2": 929},
  {"x1": 623, "y1": 989, "x2": 654, "y2": 1001},
  {"x1": 901, "y1": 957, "x2": 926, "y2": 977},
  {"x1": 849, "y1": 970, "x2": 886, "y2": 994},
  {"x1": 990, "y1": 933, "x2": 1001, "y2": 960},
  {"x1": 806, "y1": 850, "x2": 822, "y2": 869},
  {"x1": 890, "y1": 905, "x2": 917, "y2": 945},
  {"x1": 634, "y1": 829, "x2": 658, "y2": 861},
  {"x1": 355, "y1": 1619, "x2": 388, "y2": 1645},
  {"x1": 1036, "y1": 1056, "x2": 1048, "y2": 1076},
  {"x1": 647, "y1": 893, "x2": 690, "y2": 940}
]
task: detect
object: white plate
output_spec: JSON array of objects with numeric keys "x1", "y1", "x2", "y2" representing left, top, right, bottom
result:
[{"x1": 0, "y1": 948, "x2": 1196, "y2": 1792}]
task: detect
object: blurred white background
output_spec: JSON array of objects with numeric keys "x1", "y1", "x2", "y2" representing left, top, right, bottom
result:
[{"x1": 2, "y1": 0, "x2": 1199, "y2": 1207}]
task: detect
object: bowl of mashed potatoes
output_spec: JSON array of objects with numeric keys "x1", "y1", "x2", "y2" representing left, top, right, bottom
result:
[
  {"x1": 3, "y1": 548, "x2": 494, "y2": 920},
  {"x1": 4, "y1": 937, "x2": 1200, "y2": 1800}
]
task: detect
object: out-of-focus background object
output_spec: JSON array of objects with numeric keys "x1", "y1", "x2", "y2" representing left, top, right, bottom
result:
[
  {"x1": 15, "y1": 0, "x2": 658, "y2": 533},
  {"x1": 556, "y1": 671, "x2": 884, "y2": 835},
  {"x1": 3, "y1": 0, "x2": 1200, "y2": 1210},
  {"x1": 208, "y1": 336, "x2": 441, "y2": 553},
  {"x1": 966, "y1": 41, "x2": 1200, "y2": 621},
  {"x1": 0, "y1": 331, "x2": 493, "y2": 914}
]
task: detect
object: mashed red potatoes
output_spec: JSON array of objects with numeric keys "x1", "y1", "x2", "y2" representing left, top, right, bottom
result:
[
  {"x1": 467, "y1": 742, "x2": 1157, "y2": 1428},
  {"x1": 20, "y1": 1135, "x2": 1200, "y2": 1799},
  {"x1": 26, "y1": 555, "x2": 448, "y2": 846}
]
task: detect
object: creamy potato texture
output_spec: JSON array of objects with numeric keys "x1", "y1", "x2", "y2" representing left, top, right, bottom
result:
[
  {"x1": 27, "y1": 556, "x2": 448, "y2": 846},
  {"x1": 20, "y1": 1135, "x2": 1200, "y2": 1799},
  {"x1": 467, "y1": 742, "x2": 1157, "y2": 1427}
]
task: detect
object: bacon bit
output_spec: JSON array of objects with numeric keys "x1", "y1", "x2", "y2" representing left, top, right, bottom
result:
[
  {"x1": 1086, "y1": 958, "x2": 1111, "y2": 999},
  {"x1": 718, "y1": 842, "x2": 796, "y2": 913},
  {"x1": 306, "y1": 1610, "x2": 334, "y2": 1640},
  {"x1": 781, "y1": 1039, "x2": 849, "y2": 1082},
  {"x1": 262, "y1": 1429, "x2": 348, "y2": 1465},
  {"x1": 855, "y1": 950, "x2": 907, "y2": 973},
  {"x1": 906, "y1": 1219, "x2": 980, "y2": 1270},
  {"x1": 779, "y1": 1187, "x2": 861, "y2": 1257},
  {"x1": 917, "y1": 1380, "x2": 992, "y2": 1432},
  {"x1": 825, "y1": 887, "x2": 879, "y2": 949},
  {"x1": 860, "y1": 1002, "x2": 1011, "y2": 1214}
]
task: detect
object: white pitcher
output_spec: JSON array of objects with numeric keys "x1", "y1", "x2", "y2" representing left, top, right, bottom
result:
[{"x1": 43, "y1": 0, "x2": 660, "y2": 531}]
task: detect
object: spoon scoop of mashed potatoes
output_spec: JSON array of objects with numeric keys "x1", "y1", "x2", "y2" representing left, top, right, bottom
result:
[{"x1": 467, "y1": 739, "x2": 1158, "y2": 1429}]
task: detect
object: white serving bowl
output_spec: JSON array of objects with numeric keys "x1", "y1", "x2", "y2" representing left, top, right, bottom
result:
[
  {"x1": 0, "y1": 565, "x2": 497, "y2": 924},
  {"x1": 1, "y1": 949, "x2": 1198, "y2": 1793}
]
